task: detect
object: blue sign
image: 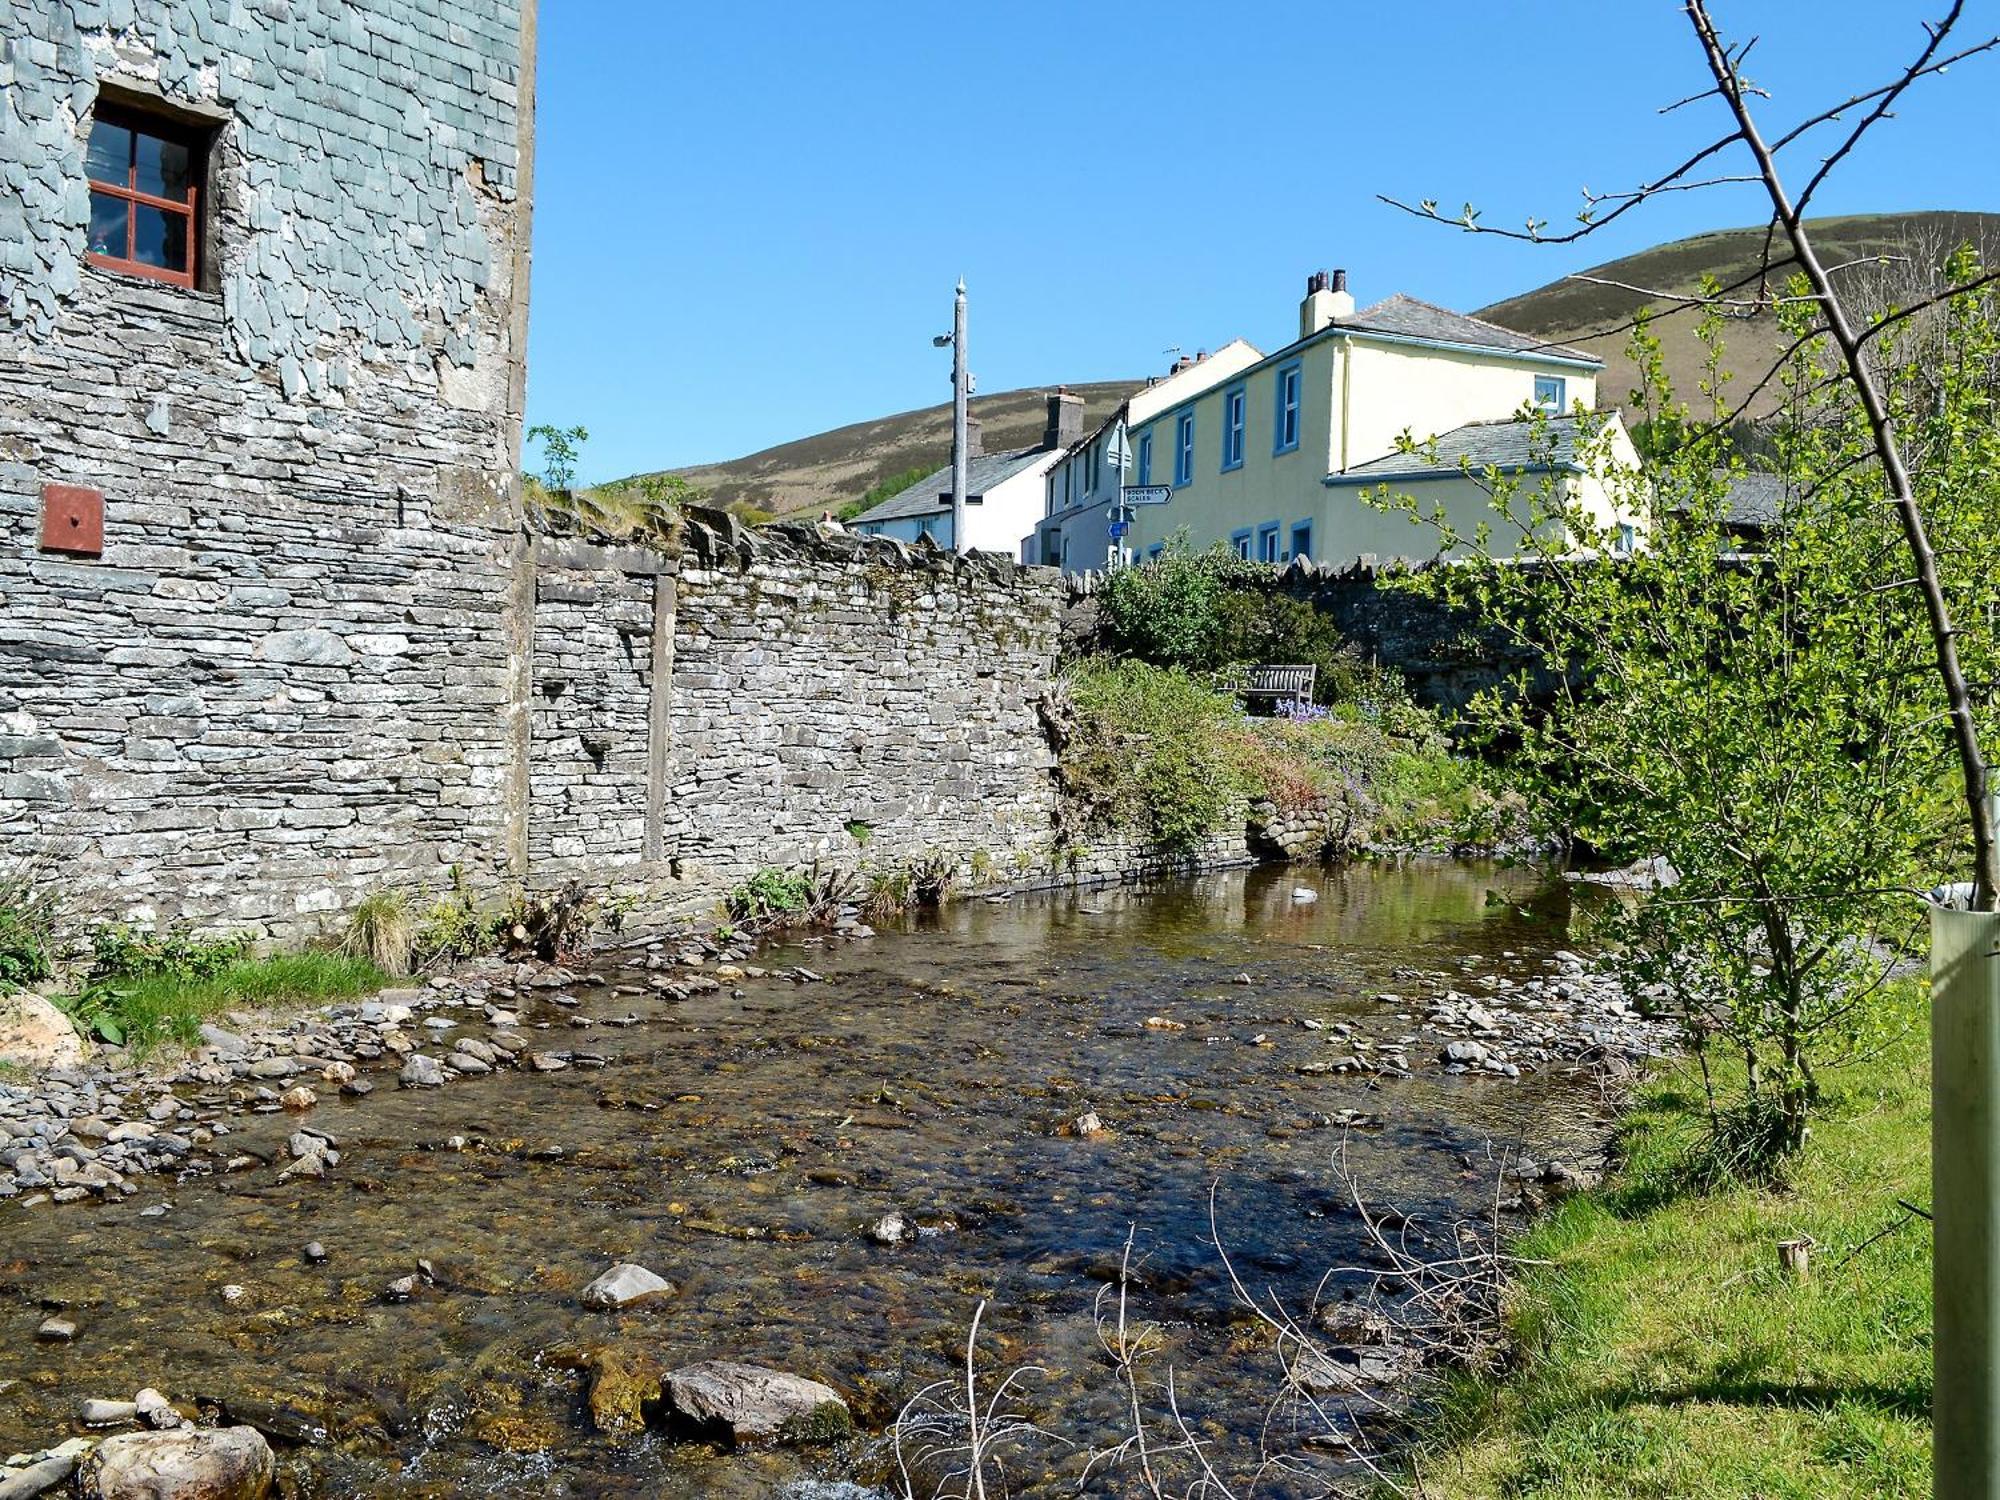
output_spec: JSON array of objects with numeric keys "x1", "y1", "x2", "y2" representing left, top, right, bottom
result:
[{"x1": 1108, "y1": 521, "x2": 1129, "y2": 539}]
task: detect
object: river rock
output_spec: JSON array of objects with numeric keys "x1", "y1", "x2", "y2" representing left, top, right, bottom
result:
[
  {"x1": 585, "y1": 1346, "x2": 665, "y2": 1436},
  {"x1": 76, "y1": 1425, "x2": 274, "y2": 1500},
  {"x1": 36, "y1": 1316, "x2": 76, "y2": 1342},
  {"x1": 869, "y1": 1212, "x2": 910, "y2": 1246},
  {"x1": 79, "y1": 1398, "x2": 140, "y2": 1426},
  {"x1": 1287, "y1": 1343, "x2": 1401, "y2": 1395},
  {"x1": 1442, "y1": 1039, "x2": 1489, "y2": 1066},
  {"x1": 660, "y1": 1361, "x2": 850, "y2": 1446},
  {"x1": 580, "y1": 1263, "x2": 675, "y2": 1309},
  {"x1": 398, "y1": 1055, "x2": 445, "y2": 1089},
  {"x1": 135, "y1": 1387, "x2": 181, "y2": 1427},
  {"x1": 0, "y1": 992, "x2": 87, "y2": 1070},
  {"x1": 0, "y1": 1441, "x2": 90, "y2": 1500},
  {"x1": 279, "y1": 1086, "x2": 316, "y2": 1113}
]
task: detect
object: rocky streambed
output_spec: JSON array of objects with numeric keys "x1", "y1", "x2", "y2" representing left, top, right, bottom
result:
[{"x1": 1, "y1": 861, "x2": 1673, "y2": 1497}]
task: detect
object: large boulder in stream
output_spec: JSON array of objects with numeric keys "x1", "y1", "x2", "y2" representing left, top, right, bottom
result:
[
  {"x1": 661, "y1": 1361, "x2": 850, "y2": 1446},
  {"x1": 76, "y1": 1426, "x2": 274, "y2": 1500}
]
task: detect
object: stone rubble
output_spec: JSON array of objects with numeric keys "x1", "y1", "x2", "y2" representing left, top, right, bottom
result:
[{"x1": 0, "y1": 924, "x2": 816, "y2": 1208}]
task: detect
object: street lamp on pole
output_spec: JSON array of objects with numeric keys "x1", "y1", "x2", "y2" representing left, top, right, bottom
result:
[{"x1": 935, "y1": 280, "x2": 969, "y2": 554}]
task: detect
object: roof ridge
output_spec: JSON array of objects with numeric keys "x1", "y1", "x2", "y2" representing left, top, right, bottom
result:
[{"x1": 1350, "y1": 291, "x2": 1593, "y2": 362}]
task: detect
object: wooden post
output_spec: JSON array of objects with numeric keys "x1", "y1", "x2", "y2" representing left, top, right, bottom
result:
[
  {"x1": 1934, "y1": 903, "x2": 2000, "y2": 1499},
  {"x1": 642, "y1": 568, "x2": 676, "y2": 861}
]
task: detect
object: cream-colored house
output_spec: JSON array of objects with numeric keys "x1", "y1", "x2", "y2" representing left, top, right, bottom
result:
[
  {"x1": 1026, "y1": 339, "x2": 1263, "y2": 572},
  {"x1": 1125, "y1": 272, "x2": 1642, "y2": 566}
]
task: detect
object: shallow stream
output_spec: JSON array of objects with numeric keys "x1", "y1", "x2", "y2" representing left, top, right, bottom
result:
[{"x1": 3, "y1": 861, "x2": 1613, "y2": 1496}]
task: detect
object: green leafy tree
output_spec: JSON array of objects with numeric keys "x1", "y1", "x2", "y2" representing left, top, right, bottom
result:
[
  {"x1": 1376, "y1": 279, "x2": 1999, "y2": 1163},
  {"x1": 526, "y1": 423, "x2": 589, "y2": 494}
]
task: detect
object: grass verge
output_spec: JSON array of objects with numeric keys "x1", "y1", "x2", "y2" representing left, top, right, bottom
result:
[
  {"x1": 66, "y1": 952, "x2": 389, "y2": 1054},
  {"x1": 1398, "y1": 988, "x2": 1931, "y2": 1498}
]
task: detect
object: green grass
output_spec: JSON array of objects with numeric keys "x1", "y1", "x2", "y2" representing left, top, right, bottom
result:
[
  {"x1": 68, "y1": 952, "x2": 389, "y2": 1053},
  {"x1": 1400, "y1": 991, "x2": 1933, "y2": 1498}
]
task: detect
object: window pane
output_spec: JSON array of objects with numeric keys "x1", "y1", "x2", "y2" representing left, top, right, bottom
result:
[
  {"x1": 88, "y1": 191, "x2": 129, "y2": 257},
  {"x1": 135, "y1": 131, "x2": 192, "y2": 200},
  {"x1": 85, "y1": 120, "x2": 133, "y2": 185},
  {"x1": 132, "y1": 203, "x2": 190, "y2": 273}
]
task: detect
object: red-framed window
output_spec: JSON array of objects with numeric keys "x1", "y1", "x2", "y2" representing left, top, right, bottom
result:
[{"x1": 84, "y1": 104, "x2": 204, "y2": 288}]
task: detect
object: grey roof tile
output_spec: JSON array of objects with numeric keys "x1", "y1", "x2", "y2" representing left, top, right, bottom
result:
[
  {"x1": 852, "y1": 447, "x2": 1050, "y2": 523},
  {"x1": 1345, "y1": 293, "x2": 1595, "y2": 362},
  {"x1": 1334, "y1": 415, "x2": 1586, "y2": 479}
]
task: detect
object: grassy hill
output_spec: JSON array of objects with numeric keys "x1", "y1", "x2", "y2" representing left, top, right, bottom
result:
[
  {"x1": 1476, "y1": 210, "x2": 2000, "y2": 419},
  {"x1": 632, "y1": 380, "x2": 1138, "y2": 519}
]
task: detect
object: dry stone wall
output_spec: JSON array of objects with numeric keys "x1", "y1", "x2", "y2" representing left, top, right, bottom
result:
[{"x1": 527, "y1": 516, "x2": 1067, "y2": 917}]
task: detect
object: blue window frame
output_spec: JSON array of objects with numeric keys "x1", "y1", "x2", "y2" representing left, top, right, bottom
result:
[
  {"x1": 1534, "y1": 374, "x2": 1566, "y2": 412},
  {"x1": 1289, "y1": 520, "x2": 1312, "y2": 560},
  {"x1": 1136, "y1": 430, "x2": 1152, "y2": 486},
  {"x1": 1220, "y1": 386, "x2": 1246, "y2": 471},
  {"x1": 1174, "y1": 411, "x2": 1195, "y2": 486},
  {"x1": 1256, "y1": 521, "x2": 1281, "y2": 563},
  {"x1": 1273, "y1": 363, "x2": 1301, "y2": 454},
  {"x1": 1228, "y1": 527, "x2": 1252, "y2": 560}
]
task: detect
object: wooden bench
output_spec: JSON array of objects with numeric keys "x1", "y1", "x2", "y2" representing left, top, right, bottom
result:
[{"x1": 1240, "y1": 663, "x2": 1316, "y2": 714}]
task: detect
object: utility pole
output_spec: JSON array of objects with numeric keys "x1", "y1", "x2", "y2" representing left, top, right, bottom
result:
[{"x1": 950, "y1": 279, "x2": 968, "y2": 555}]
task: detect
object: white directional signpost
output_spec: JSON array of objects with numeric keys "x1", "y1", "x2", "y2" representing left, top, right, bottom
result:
[{"x1": 1107, "y1": 485, "x2": 1172, "y2": 570}]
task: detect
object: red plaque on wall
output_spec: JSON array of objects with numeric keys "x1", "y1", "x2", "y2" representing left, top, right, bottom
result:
[{"x1": 39, "y1": 484, "x2": 104, "y2": 557}]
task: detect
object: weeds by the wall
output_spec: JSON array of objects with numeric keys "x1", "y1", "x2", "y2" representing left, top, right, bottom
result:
[
  {"x1": 54, "y1": 925, "x2": 382, "y2": 1051},
  {"x1": 341, "y1": 889, "x2": 414, "y2": 974},
  {"x1": 0, "y1": 864, "x2": 60, "y2": 991},
  {"x1": 1059, "y1": 658, "x2": 1526, "y2": 858}
]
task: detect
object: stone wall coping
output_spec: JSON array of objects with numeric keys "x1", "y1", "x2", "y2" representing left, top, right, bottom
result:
[
  {"x1": 532, "y1": 535, "x2": 679, "y2": 578},
  {"x1": 680, "y1": 506, "x2": 1061, "y2": 591}
]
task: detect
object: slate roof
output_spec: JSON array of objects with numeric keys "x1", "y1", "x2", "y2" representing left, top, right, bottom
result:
[
  {"x1": 851, "y1": 447, "x2": 1049, "y2": 523},
  {"x1": 1717, "y1": 471, "x2": 1784, "y2": 530},
  {"x1": 1331, "y1": 416, "x2": 1587, "y2": 481},
  {"x1": 1344, "y1": 293, "x2": 1595, "y2": 363}
]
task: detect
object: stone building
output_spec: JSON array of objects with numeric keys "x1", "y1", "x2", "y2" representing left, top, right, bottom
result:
[
  {"x1": 0, "y1": 2, "x2": 539, "y2": 934},
  {"x1": 0, "y1": 4, "x2": 1085, "y2": 947}
]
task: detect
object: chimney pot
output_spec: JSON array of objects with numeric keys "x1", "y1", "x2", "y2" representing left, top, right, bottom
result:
[
  {"x1": 1332, "y1": 268, "x2": 1348, "y2": 293},
  {"x1": 1307, "y1": 270, "x2": 1329, "y2": 295}
]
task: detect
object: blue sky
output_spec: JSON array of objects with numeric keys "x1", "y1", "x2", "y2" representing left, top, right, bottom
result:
[{"x1": 524, "y1": 2, "x2": 2000, "y2": 485}]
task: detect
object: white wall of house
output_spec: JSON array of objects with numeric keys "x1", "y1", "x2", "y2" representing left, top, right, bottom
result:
[
  {"x1": 859, "y1": 451, "x2": 1063, "y2": 555},
  {"x1": 1026, "y1": 339, "x2": 1261, "y2": 572}
]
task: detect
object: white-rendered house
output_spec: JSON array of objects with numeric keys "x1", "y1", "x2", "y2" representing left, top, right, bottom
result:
[
  {"x1": 1025, "y1": 339, "x2": 1263, "y2": 573},
  {"x1": 851, "y1": 392, "x2": 1083, "y2": 555}
]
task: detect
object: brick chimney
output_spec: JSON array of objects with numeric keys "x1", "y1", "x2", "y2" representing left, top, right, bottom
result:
[
  {"x1": 1300, "y1": 268, "x2": 1355, "y2": 337},
  {"x1": 965, "y1": 413, "x2": 983, "y2": 459},
  {"x1": 1044, "y1": 388, "x2": 1084, "y2": 451}
]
